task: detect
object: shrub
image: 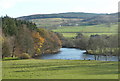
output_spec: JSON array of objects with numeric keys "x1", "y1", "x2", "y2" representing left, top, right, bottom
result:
[
  {"x1": 19, "y1": 53, "x2": 31, "y2": 59},
  {"x1": 86, "y1": 50, "x2": 93, "y2": 54}
]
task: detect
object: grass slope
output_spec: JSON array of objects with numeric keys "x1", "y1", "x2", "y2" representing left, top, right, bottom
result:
[
  {"x1": 2, "y1": 59, "x2": 118, "y2": 79},
  {"x1": 29, "y1": 17, "x2": 118, "y2": 38},
  {"x1": 18, "y1": 12, "x2": 117, "y2": 25},
  {"x1": 53, "y1": 24, "x2": 118, "y2": 38},
  {"x1": 62, "y1": 33, "x2": 117, "y2": 38},
  {"x1": 53, "y1": 24, "x2": 118, "y2": 33}
]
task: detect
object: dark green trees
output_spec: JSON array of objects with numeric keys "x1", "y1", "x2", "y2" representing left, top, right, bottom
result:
[{"x1": 2, "y1": 16, "x2": 17, "y2": 36}]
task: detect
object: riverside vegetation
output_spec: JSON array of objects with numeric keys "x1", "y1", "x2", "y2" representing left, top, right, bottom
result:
[
  {"x1": 62, "y1": 33, "x2": 119, "y2": 60},
  {"x1": 2, "y1": 16, "x2": 62, "y2": 59}
]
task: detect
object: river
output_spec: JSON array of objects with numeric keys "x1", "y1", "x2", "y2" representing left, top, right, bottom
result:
[{"x1": 39, "y1": 48, "x2": 118, "y2": 61}]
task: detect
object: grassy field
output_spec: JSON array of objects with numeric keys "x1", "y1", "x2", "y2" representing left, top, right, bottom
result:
[
  {"x1": 62, "y1": 33, "x2": 77, "y2": 38},
  {"x1": 62, "y1": 33, "x2": 116, "y2": 38},
  {"x1": 31, "y1": 18, "x2": 118, "y2": 38},
  {"x1": 52, "y1": 24, "x2": 118, "y2": 38},
  {"x1": 53, "y1": 24, "x2": 118, "y2": 33},
  {"x1": 30, "y1": 18, "x2": 82, "y2": 27},
  {"x1": 2, "y1": 59, "x2": 118, "y2": 79}
]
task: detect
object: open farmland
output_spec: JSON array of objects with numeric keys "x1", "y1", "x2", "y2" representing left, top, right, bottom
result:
[{"x1": 2, "y1": 59, "x2": 118, "y2": 79}]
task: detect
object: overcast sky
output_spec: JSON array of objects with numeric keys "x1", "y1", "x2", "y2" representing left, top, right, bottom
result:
[{"x1": 0, "y1": 0, "x2": 119, "y2": 18}]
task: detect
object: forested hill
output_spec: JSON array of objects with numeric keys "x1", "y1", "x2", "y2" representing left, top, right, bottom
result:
[
  {"x1": 18, "y1": 12, "x2": 117, "y2": 20},
  {"x1": 18, "y1": 12, "x2": 102, "y2": 20},
  {"x1": 2, "y1": 16, "x2": 62, "y2": 59},
  {"x1": 17, "y1": 12, "x2": 118, "y2": 27}
]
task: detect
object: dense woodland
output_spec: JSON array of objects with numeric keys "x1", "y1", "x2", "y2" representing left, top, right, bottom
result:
[{"x1": 2, "y1": 16, "x2": 62, "y2": 59}]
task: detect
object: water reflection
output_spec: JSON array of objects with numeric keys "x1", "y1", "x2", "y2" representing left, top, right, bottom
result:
[{"x1": 40, "y1": 48, "x2": 118, "y2": 61}]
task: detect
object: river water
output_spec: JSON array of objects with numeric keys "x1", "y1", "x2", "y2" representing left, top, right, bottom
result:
[{"x1": 40, "y1": 48, "x2": 118, "y2": 61}]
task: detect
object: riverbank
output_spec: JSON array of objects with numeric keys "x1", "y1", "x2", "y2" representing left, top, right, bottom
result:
[
  {"x1": 2, "y1": 59, "x2": 118, "y2": 79},
  {"x1": 84, "y1": 49, "x2": 119, "y2": 56},
  {"x1": 63, "y1": 47, "x2": 119, "y2": 56}
]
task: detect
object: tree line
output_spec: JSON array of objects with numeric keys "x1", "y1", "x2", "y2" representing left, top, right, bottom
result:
[{"x1": 59, "y1": 32, "x2": 119, "y2": 60}]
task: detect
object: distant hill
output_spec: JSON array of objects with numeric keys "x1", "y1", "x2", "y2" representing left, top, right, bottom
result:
[
  {"x1": 18, "y1": 12, "x2": 102, "y2": 20},
  {"x1": 17, "y1": 12, "x2": 117, "y2": 20},
  {"x1": 17, "y1": 12, "x2": 118, "y2": 29}
]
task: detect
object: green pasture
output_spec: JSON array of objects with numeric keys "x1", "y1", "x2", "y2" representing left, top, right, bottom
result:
[
  {"x1": 52, "y1": 24, "x2": 118, "y2": 38},
  {"x1": 2, "y1": 59, "x2": 118, "y2": 79},
  {"x1": 53, "y1": 24, "x2": 118, "y2": 33},
  {"x1": 31, "y1": 18, "x2": 82, "y2": 27},
  {"x1": 62, "y1": 33, "x2": 117, "y2": 38}
]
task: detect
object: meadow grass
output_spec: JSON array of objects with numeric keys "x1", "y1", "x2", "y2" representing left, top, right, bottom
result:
[
  {"x1": 62, "y1": 33, "x2": 116, "y2": 38},
  {"x1": 62, "y1": 33, "x2": 77, "y2": 38},
  {"x1": 2, "y1": 59, "x2": 118, "y2": 79},
  {"x1": 31, "y1": 18, "x2": 82, "y2": 27},
  {"x1": 52, "y1": 24, "x2": 118, "y2": 38},
  {"x1": 53, "y1": 24, "x2": 118, "y2": 33},
  {"x1": 2, "y1": 57, "x2": 20, "y2": 60}
]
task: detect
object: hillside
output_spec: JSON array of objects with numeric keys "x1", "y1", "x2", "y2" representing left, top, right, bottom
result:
[
  {"x1": 17, "y1": 12, "x2": 118, "y2": 29},
  {"x1": 18, "y1": 12, "x2": 104, "y2": 20}
]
